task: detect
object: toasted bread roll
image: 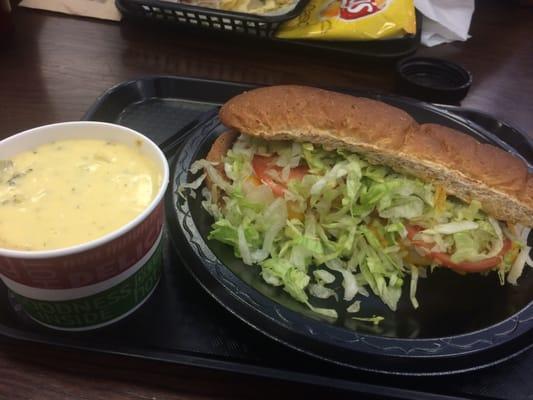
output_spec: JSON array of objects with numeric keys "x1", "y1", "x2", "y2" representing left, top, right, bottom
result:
[
  {"x1": 205, "y1": 130, "x2": 238, "y2": 199},
  {"x1": 219, "y1": 85, "x2": 533, "y2": 226}
]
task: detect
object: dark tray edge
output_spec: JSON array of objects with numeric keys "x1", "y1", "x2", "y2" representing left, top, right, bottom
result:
[{"x1": 0, "y1": 330, "x2": 476, "y2": 400}]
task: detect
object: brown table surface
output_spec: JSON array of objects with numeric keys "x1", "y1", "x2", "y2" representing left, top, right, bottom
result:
[{"x1": 0, "y1": 1, "x2": 532, "y2": 399}]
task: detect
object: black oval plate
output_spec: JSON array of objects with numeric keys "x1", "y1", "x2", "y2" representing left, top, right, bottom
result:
[{"x1": 166, "y1": 93, "x2": 533, "y2": 375}]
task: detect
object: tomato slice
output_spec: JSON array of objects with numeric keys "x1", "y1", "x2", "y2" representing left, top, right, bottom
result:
[
  {"x1": 406, "y1": 225, "x2": 422, "y2": 240},
  {"x1": 406, "y1": 225, "x2": 432, "y2": 249},
  {"x1": 429, "y1": 238, "x2": 512, "y2": 272},
  {"x1": 252, "y1": 155, "x2": 308, "y2": 197},
  {"x1": 405, "y1": 224, "x2": 512, "y2": 272}
]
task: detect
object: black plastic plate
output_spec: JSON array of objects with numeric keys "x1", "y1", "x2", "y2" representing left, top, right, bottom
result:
[
  {"x1": 0, "y1": 77, "x2": 531, "y2": 399},
  {"x1": 170, "y1": 92, "x2": 533, "y2": 375}
]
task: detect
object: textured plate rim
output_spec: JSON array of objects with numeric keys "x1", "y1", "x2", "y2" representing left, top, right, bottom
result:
[{"x1": 168, "y1": 94, "x2": 533, "y2": 375}]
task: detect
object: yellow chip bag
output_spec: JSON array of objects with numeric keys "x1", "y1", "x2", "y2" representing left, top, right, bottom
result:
[{"x1": 276, "y1": 0, "x2": 416, "y2": 41}]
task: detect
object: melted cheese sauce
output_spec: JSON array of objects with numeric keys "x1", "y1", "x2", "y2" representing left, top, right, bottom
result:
[{"x1": 0, "y1": 139, "x2": 162, "y2": 251}]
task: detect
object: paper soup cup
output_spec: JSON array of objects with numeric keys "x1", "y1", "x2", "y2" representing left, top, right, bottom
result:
[
  {"x1": 10, "y1": 231, "x2": 163, "y2": 331},
  {"x1": 0, "y1": 122, "x2": 169, "y2": 330}
]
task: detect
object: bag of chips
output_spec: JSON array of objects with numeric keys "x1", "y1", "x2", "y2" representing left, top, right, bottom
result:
[{"x1": 276, "y1": 0, "x2": 416, "y2": 41}]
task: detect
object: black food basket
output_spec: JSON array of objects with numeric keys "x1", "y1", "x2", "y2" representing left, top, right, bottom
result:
[{"x1": 115, "y1": 0, "x2": 310, "y2": 37}]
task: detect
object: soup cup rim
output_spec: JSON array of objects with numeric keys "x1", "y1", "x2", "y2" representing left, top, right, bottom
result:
[{"x1": 0, "y1": 121, "x2": 169, "y2": 259}]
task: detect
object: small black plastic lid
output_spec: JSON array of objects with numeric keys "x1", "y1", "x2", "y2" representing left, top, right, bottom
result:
[{"x1": 396, "y1": 57, "x2": 472, "y2": 104}]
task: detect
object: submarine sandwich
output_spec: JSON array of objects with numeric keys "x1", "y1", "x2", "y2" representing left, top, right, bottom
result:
[{"x1": 187, "y1": 86, "x2": 533, "y2": 317}]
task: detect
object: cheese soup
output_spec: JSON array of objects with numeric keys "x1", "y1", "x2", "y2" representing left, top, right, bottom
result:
[{"x1": 0, "y1": 139, "x2": 162, "y2": 251}]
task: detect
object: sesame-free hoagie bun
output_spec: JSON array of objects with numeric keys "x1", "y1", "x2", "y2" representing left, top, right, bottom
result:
[
  {"x1": 218, "y1": 85, "x2": 533, "y2": 226},
  {"x1": 205, "y1": 130, "x2": 238, "y2": 203}
]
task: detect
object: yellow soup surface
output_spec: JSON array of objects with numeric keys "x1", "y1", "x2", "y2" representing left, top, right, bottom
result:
[{"x1": 0, "y1": 139, "x2": 162, "y2": 251}]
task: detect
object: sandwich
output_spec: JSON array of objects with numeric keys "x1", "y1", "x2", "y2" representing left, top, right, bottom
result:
[{"x1": 187, "y1": 85, "x2": 533, "y2": 318}]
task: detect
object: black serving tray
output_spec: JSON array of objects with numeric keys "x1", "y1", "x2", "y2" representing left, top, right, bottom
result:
[{"x1": 1, "y1": 76, "x2": 532, "y2": 399}]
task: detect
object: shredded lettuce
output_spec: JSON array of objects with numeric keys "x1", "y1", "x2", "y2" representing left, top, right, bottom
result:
[
  {"x1": 191, "y1": 135, "x2": 527, "y2": 320},
  {"x1": 409, "y1": 265, "x2": 419, "y2": 309},
  {"x1": 306, "y1": 304, "x2": 338, "y2": 319},
  {"x1": 309, "y1": 283, "x2": 337, "y2": 300},
  {"x1": 260, "y1": 258, "x2": 310, "y2": 303},
  {"x1": 347, "y1": 300, "x2": 361, "y2": 313},
  {"x1": 425, "y1": 221, "x2": 479, "y2": 235},
  {"x1": 326, "y1": 259, "x2": 358, "y2": 301},
  {"x1": 313, "y1": 269, "x2": 335, "y2": 284},
  {"x1": 507, "y1": 227, "x2": 532, "y2": 284},
  {"x1": 352, "y1": 315, "x2": 384, "y2": 325}
]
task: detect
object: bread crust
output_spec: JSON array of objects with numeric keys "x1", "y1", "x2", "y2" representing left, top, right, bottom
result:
[
  {"x1": 205, "y1": 130, "x2": 238, "y2": 198},
  {"x1": 219, "y1": 85, "x2": 533, "y2": 226}
]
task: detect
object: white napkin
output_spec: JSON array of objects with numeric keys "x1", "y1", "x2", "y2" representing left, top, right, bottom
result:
[{"x1": 414, "y1": 0, "x2": 475, "y2": 47}]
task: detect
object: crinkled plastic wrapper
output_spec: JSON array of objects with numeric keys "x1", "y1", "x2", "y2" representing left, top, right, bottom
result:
[{"x1": 276, "y1": 0, "x2": 416, "y2": 41}]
